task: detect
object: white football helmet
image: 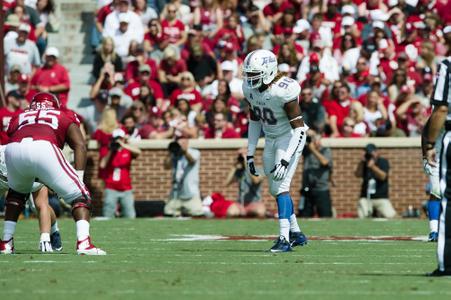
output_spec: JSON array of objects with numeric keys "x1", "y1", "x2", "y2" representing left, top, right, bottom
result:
[{"x1": 243, "y1": 49, "x2": 278, "y2": 89}]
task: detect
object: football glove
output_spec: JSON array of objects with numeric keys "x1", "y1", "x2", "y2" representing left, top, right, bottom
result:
[
  {"x1": 423, "y1": 158, "x2": 436, "y2": 176},
  {"x1": 247, "y1": 156, "x2": 259, "y2": 176},
  {"x1": 39, "y1": 240, "x2": 53, "y2": 253},
  {"x1": 271, "y1": 159, "x2": 289, "y2": 181}
]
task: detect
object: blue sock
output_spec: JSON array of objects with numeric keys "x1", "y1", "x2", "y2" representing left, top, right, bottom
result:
[
  {"x1": 276, "y1": 193, "x2": 293, "y2": 240},
  {"x1": 276, "y1": 193, "x2": 293, "y2": 219},
  {"x1": 428, "y1": 200, "x2": 441, "y2": 221}
]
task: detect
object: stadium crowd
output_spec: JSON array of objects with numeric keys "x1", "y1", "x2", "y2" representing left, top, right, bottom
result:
[{"x1": 2, "y1": 0, "x2": 451, "y2": 143}]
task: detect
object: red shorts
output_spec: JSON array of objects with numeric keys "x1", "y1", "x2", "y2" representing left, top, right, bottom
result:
[{"x1": 210, "y1": 199, "x2": 235, "y2": 218}]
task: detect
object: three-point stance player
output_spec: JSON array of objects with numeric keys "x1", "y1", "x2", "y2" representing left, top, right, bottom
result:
[
  {"x1": 0, "y1": 92, "x2": 105, "y2": 255},
  {"x1": 242, "y1": 49, "x2": 308, "y2": 252}
]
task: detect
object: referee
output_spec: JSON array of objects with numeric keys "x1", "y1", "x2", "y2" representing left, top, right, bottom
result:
[{"x1": 423, "y1": 57, "x2": 451, "y2": 276}]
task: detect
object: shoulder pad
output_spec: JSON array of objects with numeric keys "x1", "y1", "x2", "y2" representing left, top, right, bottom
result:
[{"x1": 273, "y1": 77, "x2": 301, "y2": 103}]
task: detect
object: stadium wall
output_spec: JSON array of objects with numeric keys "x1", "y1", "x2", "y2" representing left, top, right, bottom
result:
[{"x1": 85, "y1": 138, "x2": 427, "y2": 217}]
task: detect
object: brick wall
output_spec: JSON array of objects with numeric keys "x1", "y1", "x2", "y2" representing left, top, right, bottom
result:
[{"x1": 85, "y1": 138, "x2": 427, "y2": 216}]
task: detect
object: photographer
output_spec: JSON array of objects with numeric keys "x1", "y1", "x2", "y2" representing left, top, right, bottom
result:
[
  {"x1": 299, "y1": 132, "x2": 333, "y2": 218},
  {"x1": 355, "y1": 143, "x2": 396, "y2": 218},
  {"x1": 100, "y1": 128, "x2": 141, "y2": 218},
  {"x1": 225, "y1": 148, "x2": 266, "y2": 218},
  {"x1": 163, "y1": 138, "x2": 203, "y2": 217}
]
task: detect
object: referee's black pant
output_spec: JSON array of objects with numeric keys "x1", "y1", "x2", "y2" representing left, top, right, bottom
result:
[{"x1": 438, "y1": 131, "x2": 451, "y2": 272}]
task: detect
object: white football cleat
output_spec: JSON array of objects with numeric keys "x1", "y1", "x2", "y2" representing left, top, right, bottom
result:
[
  {"x1": 76, "y1": 237, "x2": 106, "y2": 256},
  {"x1": 0, "y1": 238, "x2": 14, "y2": 254},
  {"x1": 39, "y1": 240, "x2": 53, "y2": 253}
]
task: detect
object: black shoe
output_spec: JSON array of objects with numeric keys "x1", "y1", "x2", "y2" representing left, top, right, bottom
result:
[
  {"x1": 289, "y1": 231, "x2": 308, "y2": 247},
  {"x1": 426, "y1": 268, "x2": 451, "y2": 277},
  {"x1": 50, "y1": 231, "x2": 63, "y2": 252},
  {"x1": 270, "y1": 236, "x2": 292, "y2": 253}
]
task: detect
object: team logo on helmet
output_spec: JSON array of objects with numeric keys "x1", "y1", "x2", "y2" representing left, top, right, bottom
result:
[{"x1": 30, "y1": 92, "x2": 60, "y2": 110}]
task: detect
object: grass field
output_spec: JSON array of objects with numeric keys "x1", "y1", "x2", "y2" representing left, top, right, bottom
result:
[{"x1": 0, "y1": 218, "x2": 450, "y2": 300}]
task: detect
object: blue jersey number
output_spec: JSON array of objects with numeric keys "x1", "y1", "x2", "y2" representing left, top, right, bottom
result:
[
  {"x1": 277, "y1": 78, "x2": 293, "y2": 89},
  {"x1": 253, "y1": 106, "x2": 277, "y2": 125}
]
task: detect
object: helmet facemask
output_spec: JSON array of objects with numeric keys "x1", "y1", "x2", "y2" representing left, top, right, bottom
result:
[{"x1": 244, "y1": 70, "x2": 264, "y2": 89}]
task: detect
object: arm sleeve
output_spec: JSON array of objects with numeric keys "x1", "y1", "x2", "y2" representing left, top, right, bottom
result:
[
  {"x1": 247, "y1": 119, "x2": 261, "y2": 157},
  {"x1": 431, "y1": 59, "x2": 451, "y2": 106},
  {"x1": 281, "y1": 124, "x2": 308, "y2": 162}
]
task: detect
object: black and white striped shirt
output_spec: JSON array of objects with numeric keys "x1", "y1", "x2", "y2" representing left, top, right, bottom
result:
[{"x1": 432, "y1": 57, "x2": 451, "y2": 107}]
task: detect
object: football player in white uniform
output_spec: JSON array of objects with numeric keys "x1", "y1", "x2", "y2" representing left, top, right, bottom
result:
[
  {"x1": 0, "y1": 145, "x2": 62, "y2": 253},
  {"x1": 242, "y1": 49, "x2": 309, "y2": 252},
  {"x1": 423, "y1": 131, "x2": 443, "y2": 242}
]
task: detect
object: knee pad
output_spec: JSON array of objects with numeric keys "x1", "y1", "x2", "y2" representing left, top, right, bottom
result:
[
  {"x1": 6, "y1": 189, "x2": 29, "y2": 211},
  {"x1": 71, "y1": 196, "x2": 92, "y2": 212}
]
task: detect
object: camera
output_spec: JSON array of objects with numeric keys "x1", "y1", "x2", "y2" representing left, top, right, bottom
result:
[
  {"x1": 109, "y1": 137, "x2": 121, "y2": 152},
  {"x1": 365, "y1": 152, "x2": 373, "y2": 161},
  {"x1": 168, "y1": 141, "x2": 183, "y2": 157},
  {"x1": 306, "y1": 135, "x2": 312, "y2": 144},
  {"x1": 237, "y1": 154, "x2": 245, "y2": 164}
]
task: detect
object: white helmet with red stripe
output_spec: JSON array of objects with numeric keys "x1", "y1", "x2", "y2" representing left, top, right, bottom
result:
[{"x1": 30, "y1": 92, "x2": 60, "y2": 110}]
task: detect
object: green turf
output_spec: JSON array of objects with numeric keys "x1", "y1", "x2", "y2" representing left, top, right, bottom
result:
[{"x1": 0, "y1": 218, "x2": 449, "y2": 300}]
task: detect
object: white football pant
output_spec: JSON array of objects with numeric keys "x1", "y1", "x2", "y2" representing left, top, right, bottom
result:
[
  {"x1": 5, "y1": 138, "x2": 90, "y2": 202},
  {"x1": 263, "y1": 132, "x2": 306, "y2": 197}
]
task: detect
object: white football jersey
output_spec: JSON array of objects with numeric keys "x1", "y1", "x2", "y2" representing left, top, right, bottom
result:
[{"x1": 243, "y1": 76, "x2": 301, "y2": 138}]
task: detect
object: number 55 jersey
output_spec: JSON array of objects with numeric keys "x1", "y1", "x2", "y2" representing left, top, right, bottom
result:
[
  {"x1": 7, "y1": 108, "x2": 80, "y2": 149},
  {"x1": 242, "y1": 76, "x2": 301, "y2": 138}
]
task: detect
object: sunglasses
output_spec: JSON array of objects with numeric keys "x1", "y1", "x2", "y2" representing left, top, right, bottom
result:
[{"x1": 132, "y1": 107, "x2": 144, "y2": 111}]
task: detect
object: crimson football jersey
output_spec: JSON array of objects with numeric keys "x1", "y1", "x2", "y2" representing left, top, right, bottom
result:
[{"x1": 7, "y1": 109, "x2": 80, "y2": 149}]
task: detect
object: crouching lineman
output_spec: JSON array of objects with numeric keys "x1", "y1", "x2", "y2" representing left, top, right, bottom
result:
[
  {"x1": 0, "y1": 145, "x2": 62, "y2": 252},
  {"x1": 0, "y1": 92, "x2": 105, "y2": 255},
  {"x1": 242, "y1": 49, "x2": 308, "y2": 253}
]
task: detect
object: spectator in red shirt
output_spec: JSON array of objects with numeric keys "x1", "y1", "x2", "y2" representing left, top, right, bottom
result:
[
  {"x1": 204, "y1": 112, "x2": 240, "y2": 139},
  {"x1": 395, "y1": 95, "x2": 428, "y2": 137},
  {"x1": 193, "y1": 0, "x2": 224, "y2": 39},
  {"x1": 169, "y1": 71, "x2": 203, "y2": 112},
  {"x1": 327, "y1": 83, "x2": 354, "y2": 137},
  {"x1": 143, "y1": 18, "x2": 168, "y2": 54},
  {"x1": 125, "y1": 64, "x2": 164, "y2": 108},
  {"x1": 124, "y1": 45, "x2": 158, "y2": 83},
  {"x1": 99, "y1": 128, "x2": 141, "y2": 218},
  {"x1": 158, "y1": 45, "x2": 187, "y2": 97},
  {"x1": 30, "y1": 47, "x2": 70, "y2": 107},
  {"x1": 161, "y1": 3, "x2": 187, "y2": 47},
  {"x1": 263, "y1": 0, "x2": 292, "y2": 24},
  {"x1": 212, "y1": 14, "x2": 245, "y2": 52}
]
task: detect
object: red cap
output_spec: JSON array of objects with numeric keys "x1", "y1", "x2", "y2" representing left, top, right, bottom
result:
[
  {"x1": 309, "y1": 52, "x2": 320, "y2": 63},
  {"x1": 18, "y1": 74, "x2": 29, "y2": 83},
  {"x1": 150, "y1": 106, "x2": 162, "y2": 118}
]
